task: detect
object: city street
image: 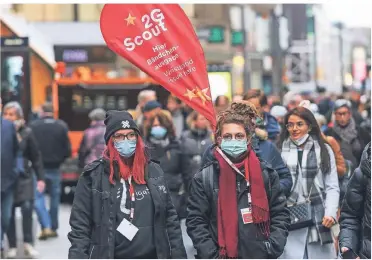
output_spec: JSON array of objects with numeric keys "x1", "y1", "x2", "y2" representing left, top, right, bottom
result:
[{"x1": 8, "y1": 203, "x2": 196, "y2": 259}]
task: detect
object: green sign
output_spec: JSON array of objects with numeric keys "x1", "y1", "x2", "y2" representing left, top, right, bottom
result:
[
  {"x1": 231, "y1": 30, "x2": 244, "y2": 46},
  {"x1": 208, "y1": 26, "x2": 225, "y2": 43}
]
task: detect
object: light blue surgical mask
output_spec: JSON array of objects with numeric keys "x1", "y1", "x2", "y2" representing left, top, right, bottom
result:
[
  {"x1": 114, "y1": 139, "x2": 137, "y2": 158},
  {"x1": 151, "y1": 126, "x2": 167, "y2": 139},
  {"x1": 221, "y1": 139, "x2": 248, "y2": 158}
]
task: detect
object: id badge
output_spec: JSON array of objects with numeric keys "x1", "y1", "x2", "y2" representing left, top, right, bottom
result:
[
  {"x1": 241, "y1": 208, "x2": 253, "y2": 224},
  {"x1": 117, "y1": 218, "x2": 139, "y2": 241}
]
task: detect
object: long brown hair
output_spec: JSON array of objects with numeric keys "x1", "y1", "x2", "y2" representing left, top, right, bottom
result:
[
  {"x1": 103, "y1": 135, "x2": 149, "y2": 184},
  {"x1": 145, "y1": 111, "x2": 176, "y2": 139}
]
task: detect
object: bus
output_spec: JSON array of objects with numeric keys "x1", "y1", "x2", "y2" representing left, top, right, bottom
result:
[{"x1": 52, "y1": 76, "x2": 171, "y2": 201}]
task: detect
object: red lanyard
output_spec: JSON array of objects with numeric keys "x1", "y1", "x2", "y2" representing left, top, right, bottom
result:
[{"x1": 128, "y1": 176, "x2": 135, "y2": 221}]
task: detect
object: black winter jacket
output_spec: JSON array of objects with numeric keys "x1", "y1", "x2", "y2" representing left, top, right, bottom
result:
[
  {"x1": 14, "y1": 126, "x2": 44, "y2": 204},
  {"x1": 339, "y1": 143, "x2": 371, "y2": 259},
  {"x1": 186, "y1": 149, "x2": 290, "y2": 259},
  {"x1": 30, "y1": 116, "x2": 71, "y2": 169},
  {"x1": 180, "y1": 129, "x2": 214, "y2": 191},
  {"x1": 148, "y1": 138, "x2": 184, "y2": 193},
  {"x1": 325, "y1": 126, "x2": 371, "y2": 168},
  {"x1": 68, "y1": 158, "x2": 187, "y2": 259}
]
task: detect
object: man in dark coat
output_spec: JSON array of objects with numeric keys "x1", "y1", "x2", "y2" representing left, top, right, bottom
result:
[
  {"x1": 30, "y1": 102, "x2": 71, "y2": 239},
  {"x1": 325, "y1": 99, "x2": 371, "y2": 169},
  {"x1": 0, "y1": 98, "x2": 19, "y2": 257},
  {"x1": 339, "y1": 143, "x2": 371, "y2": 259}
]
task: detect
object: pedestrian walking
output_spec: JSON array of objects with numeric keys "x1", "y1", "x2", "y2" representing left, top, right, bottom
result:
[
  {"x1": 144, "y1": 110, "x2": 185, "y2": 217},
  {"x1": 243, "y1": 89, "x2": 281, "y2": 142},
  {"x1": 29, "y1": 102, "x2": 71, "y2": 240},
  {"x1": 339, "y1": 143, "x2": 371, "y2": 259},
  {"x1": 0, "y1": 98, "x2": 19, "y2": 259},
  {"x1": 78, "y1": 108, "x2": 106, "y2": 170},
  {"x1": 202, "y1": 102, "x2": 293, "y2": 198},
  {"x1": 279, "y1": 106, "x2": 340, "y2": 259},
  {"x1": 180, "y1": 111, "x2": 213, "y2": 218},
  {"x1": 68, "y1": 110, "x2": 187, "y2": 259},
  {"x1": 3, "y1": 102, "x2": 45, "y2": 258},
  {"x1": 186, "y1": 102, "x2": 290, "y2": 259},
  {"x1": 325, "y1": 99, "x2": 370, "y2": 169},
  {"x1": 167, "y1": 95, "x2": 185, "y2": 139}
]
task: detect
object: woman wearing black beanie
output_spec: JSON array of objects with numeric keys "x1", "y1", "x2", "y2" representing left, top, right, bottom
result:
[{"x1": 68, "y1": 110, "x2": 187, "y2": 259}]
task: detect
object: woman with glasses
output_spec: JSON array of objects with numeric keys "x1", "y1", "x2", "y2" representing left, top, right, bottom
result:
[
  {"x1": 68, "y1": 110, "x2": 187, "y2": 259},
  {"x1": 279, "y1": 107, "x2": 340, "y2": 259},
  {"x1": 186, "y1": 102, "x2": 290, "y2": 259},
  {"x1": 144, "y1": 110, "x2": 185, "y2": 217}
]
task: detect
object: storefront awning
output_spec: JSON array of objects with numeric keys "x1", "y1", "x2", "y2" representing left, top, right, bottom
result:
[{"x1": 31, "y1": 22, "x2": 105, "y2": 46}]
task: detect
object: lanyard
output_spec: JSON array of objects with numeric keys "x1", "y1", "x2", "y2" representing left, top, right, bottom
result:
[{"x1": 128, "y1": 176, "x2": 135, "y2": 221}]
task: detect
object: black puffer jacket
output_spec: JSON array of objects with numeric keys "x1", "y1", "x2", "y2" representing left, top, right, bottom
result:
[
  {"x1": 339, "y1": 143, "x2": 371, "y2": 259},
  {"x1": 148, "y1": 138, "x2": 184, "y2": 192},
  {"x1": 180, "y1": 129, "x2": 214, "y2": 191},
  {"x1": 14, "y1": 125, "x2": 44, "y2": 204},
  {"x1": 68, "y1": 158, "x2": 187, "y2": 259},
  {"x1": 186, "y1": 149, "x2": 290, "y2": 259}
]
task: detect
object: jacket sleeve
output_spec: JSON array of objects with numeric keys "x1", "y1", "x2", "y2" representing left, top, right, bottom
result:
[
  {"x1": 186, "y1": 171, "x2": 219, "y2": 259},
  {"x1": 266, "y1": 169, "x2": 291, "y2": 259},
  {"x1": 180, "y1": 136, "x2": 193, "y2": 193},
  {"x1": 162, "y1": 167, "x2": 187, "y2": 259},
  {"x1": 339, "y1": 168, "x2": 365, "y2": 252},
  {"x1": 327, "y1": 136, "x2": 346, "y2": 177},
  {"x1": 60, "y1": 120, "x2": 72, "y2": 159},
  {"x1": 68, "y1": 173, "x2": 93, "y2": 259},
  {"x1": 26, "y1": 129, "x2": 45, "y2": 181},
  {"x1": 324, "y1": 145, "x2": 340, "y2": 220},
  {"x1": 268, "y1": 143, "x2": 292, "y2": 197},
  {"x1": 78, "y1": 134, "x2": 88, "y2": 169}
]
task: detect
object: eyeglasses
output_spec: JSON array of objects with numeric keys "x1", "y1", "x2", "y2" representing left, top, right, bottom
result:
[
  {"x1": 335, "y1": 111, "x2": 350, "y2": 117},
  {"x1": 113, "y1": 132, "x2": 137, "y2": 141},
  {"x1": 286, "y1": 122, "x2": 308, "y2": 130},
  {"x1": 220, "y1": 133, "x2": 247, "y2": 141}
]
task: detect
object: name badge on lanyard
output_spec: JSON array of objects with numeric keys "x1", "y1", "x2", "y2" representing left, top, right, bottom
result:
[
  {"x1": 241, "y1": 208, "x2": 253, "y2": 224},
  {"x1": 117, "y1": 176, "x2": 139, "y2": 241}
]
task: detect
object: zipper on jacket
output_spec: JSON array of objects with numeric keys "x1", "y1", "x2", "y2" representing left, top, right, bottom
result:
[
  {"x1": 165, "y1": 228, "x2": 172, "y2": 257},
  {"x1": 89, "y1": 245, "x2": 95, "y2": 259},
  {"x1": 237, "y1": 181, "x2": 241, "y2": 192}
]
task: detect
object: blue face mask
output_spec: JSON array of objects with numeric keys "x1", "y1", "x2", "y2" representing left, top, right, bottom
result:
[
  {"x1": 114, "y1": 140, "x2": 137, "y2": 158},
  {"x1": 221, "y1": 139, "x2": 248, "y2": 158},
  {"x1": 151, "y1": 126, "x2": 167, "y2": 139}
]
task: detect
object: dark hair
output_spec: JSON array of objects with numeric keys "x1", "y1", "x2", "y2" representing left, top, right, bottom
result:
[
  {"x1": 146, "y1": 111, "x2": 176, "y2": 139},
  {"x1": 42, "y1": 102, "x2": 53, "y2": 113},
  {"x1": 243, "y1": 89, "x2": 268, "y2": 107},
  {"x1": 279, "y1": 107, "x2": 331, "y2": 174},
  {"x1": 214, "y1": 95, "x2": 230, "y2": 107}
]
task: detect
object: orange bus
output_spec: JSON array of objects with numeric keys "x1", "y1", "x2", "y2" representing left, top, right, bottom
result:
[{"x1": 52, "y1": 73, "x2": 171, "y2": 201}]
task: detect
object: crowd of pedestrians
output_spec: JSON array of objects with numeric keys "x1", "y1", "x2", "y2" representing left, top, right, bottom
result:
[{"x1": 0, "y1": 85, "x2": 371, "y2": 259}]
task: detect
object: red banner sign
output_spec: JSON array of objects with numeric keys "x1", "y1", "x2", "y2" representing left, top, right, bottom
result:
[{"x1": 100, "y1": 4, "x2": 216, "y2": 129}]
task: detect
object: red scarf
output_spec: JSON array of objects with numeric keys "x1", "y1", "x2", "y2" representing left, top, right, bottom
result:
[{"x1": 214, "y1": 147, "x2": 270, "y2": 259}]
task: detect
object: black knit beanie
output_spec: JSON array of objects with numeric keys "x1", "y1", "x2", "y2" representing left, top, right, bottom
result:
[{"x1": 104, "y1": 110, "x2": 140, "y2": 144}]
